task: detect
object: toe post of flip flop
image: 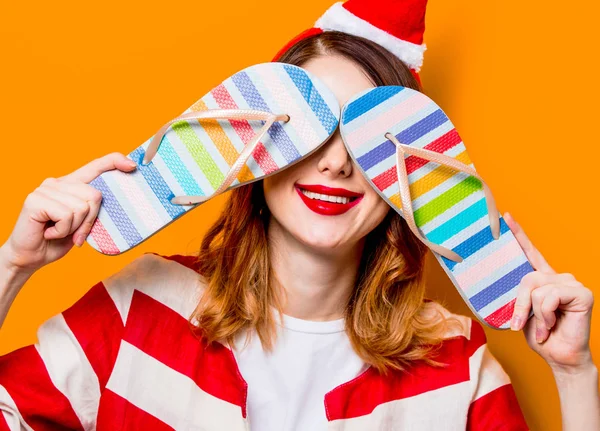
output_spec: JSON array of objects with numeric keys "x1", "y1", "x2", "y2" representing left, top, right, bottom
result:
[
  {"x1": 340, "y1": 86, "x2": 535, "y2": 330},
  {"x1": 85, "y1": 60, "x2": 533, "y2": 330},
  {"x1": 86, "y1": 62, "x2": 340, "y2": 256}
]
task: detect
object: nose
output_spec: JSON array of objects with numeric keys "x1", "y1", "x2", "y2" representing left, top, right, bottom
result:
[{"x1": 316, "y1": 130, "x2": 353, "y2": 178}]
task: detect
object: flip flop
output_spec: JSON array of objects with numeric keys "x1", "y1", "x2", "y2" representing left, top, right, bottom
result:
[
  {"x1": 86, "y1": 62, "x2": 340, "y2": 255},
  {"x1": 339, "y1": 86, "x2": 534, "y2": 330}
]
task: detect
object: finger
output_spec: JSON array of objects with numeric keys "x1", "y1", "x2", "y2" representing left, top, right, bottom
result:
[
  {"x1": 510, "y1": 271, "x2": 576, "y2": 330},
  {"x1": 72, "y1": 189, "x2": 102, "y2": 247},
  {"x1": 540, "y1": 286, "x2": 561, "y2": 330},
  {"x1": 531, "y1": 286, "x2": 553, "y2": 344},
  {"x1": 531, "y1": 284, "x2": 561, "y2": 335},
  {"x1": 37, "y1": 186, "x2": 90, "y2": 239},
  {"x1": 40, "y1": 180, "x2": 103, "y2": 246},
  {"x1": 511, "y1": 279, "x2": 534, "y2": 331},
  {"x1": 60, "y1": 152, "x2": 137, "y2": 184},
  {"x1": 534, "y1": 317, "x2": 549, "y2": 344},
  {"x1": 43, "y1": 177, "x2": 102, "y2": 202},
  {"x1": 28, "y1": 192, "x2": 76, "y2": 240},
  {"x1": 504, "y1": 212, "x2": 556, "y2": 275},
  {"x1": 531, "y1": 283, "x2": 590, "y2": 344},
  {"x1": 72, "y1": 195, "x2": 102, "y2": 247},
  {"x1": 547, "y1": 283, "x2": 594, "y2": 314}
]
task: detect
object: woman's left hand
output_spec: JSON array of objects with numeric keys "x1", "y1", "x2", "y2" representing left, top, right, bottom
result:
[{"x1": 505, "y1": 212, "x2": 595, "y2": 373}]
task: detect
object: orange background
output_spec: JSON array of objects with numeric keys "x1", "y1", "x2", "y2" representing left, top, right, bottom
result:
[{"x1": 0, "y1": 0, "x2": 598, "y2": 429}]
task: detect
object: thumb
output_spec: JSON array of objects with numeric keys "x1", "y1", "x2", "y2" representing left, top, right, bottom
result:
[{"x1": 61, "y1": 152, "x2": 137, "y2": 184}]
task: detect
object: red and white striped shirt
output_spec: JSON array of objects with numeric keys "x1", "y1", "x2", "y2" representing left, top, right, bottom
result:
[{"x1": 0, "y1": 252, "x2": 529, "y2": 430}]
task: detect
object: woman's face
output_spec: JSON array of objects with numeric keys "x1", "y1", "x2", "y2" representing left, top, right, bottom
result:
[{"x1": 263, "y1": 54, "x2": 391, "y2": 252}]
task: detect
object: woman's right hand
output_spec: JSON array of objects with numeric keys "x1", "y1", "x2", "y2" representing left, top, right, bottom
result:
[{"x1": 1, "y1": 152, "x2": 137, "y2": 275}]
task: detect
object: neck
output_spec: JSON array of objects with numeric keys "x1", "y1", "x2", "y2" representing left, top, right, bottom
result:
[{"x1": 267, "y1": 217, "x2": 364, "y2": 322}]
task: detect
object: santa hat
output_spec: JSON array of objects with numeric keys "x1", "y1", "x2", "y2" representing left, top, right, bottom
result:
[{"x1": 271, "y1": 0, "x2": 428, "y2": 86}]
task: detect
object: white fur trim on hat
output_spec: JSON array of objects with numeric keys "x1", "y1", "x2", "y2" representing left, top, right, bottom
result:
[{"x1": 315, "y1": 2, "x2": 427, "y2": 72}]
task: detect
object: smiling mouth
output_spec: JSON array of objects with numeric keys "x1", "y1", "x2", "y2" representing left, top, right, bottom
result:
[{"x1": 296, "y1": 187, "x2": 359, "y2": 205}]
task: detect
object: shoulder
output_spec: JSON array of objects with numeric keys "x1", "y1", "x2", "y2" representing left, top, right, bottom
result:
[
  {"x1": 107, "y1": 251, "x2": 202, "y2": 280},
  {"x1": 422, "y1": 301, "x2": 514, "y2": 394},
  {"x1": 419, "y1": 301, "x2": 496, "y2": 371},
  {"x1": 431, "y1": 304, "x2": 529, "y2": 428},
  {"x1": 421, "y1": 300, "x2": 485, "y2": 344},
  {"x1": 101, "y1": 252, "x2": 207, "y2": 323}
]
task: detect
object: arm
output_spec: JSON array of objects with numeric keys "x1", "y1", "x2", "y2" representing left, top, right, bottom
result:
[
  {"x1": 0, "y1": 153, "x2": 137, "y2": 428},
  {"x1": 553, "y1": 363, "x2": 600, "y2": 431},
  {"x1": 505, "y1": 211, "x2": 599, "y2": 430},
  {"x1": 0, "y1": 152, "x2": 137, "y2": 332},
  {"x1": 0, "y1": 247, "x2": 33, "y2": 330},
  {"x1": 0, "y1": 277, "x2": 125, "y2": 430}
]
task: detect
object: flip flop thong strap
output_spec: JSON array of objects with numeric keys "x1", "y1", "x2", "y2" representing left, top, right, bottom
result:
[
  {"x1": 385, "y1": 132, "x2": 500, "y2": 263},
  {"x1": 142, "y1": 108, "x2": 289, "y2": 206}
]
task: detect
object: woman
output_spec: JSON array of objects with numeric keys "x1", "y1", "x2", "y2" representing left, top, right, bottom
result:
[{"x1": 0, "y1": 31, "x2": 597, "y2": 430}]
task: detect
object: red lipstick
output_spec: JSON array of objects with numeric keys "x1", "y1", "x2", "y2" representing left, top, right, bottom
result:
[{"x1": 295, "y1": 183, "x2": 364, "y2": 216}]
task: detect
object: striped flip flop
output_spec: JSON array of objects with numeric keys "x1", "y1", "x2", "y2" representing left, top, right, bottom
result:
[
  {"x1": 86, "y1": 62, "x2": 340, "y2": 255},
  {"x1": 339, "y1": 86, "x2": 534, "y2": 330}
]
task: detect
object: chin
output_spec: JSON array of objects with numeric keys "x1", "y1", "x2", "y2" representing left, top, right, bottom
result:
[{"x1": 293, "y1": 226, "x2": 349, "y2": 250}]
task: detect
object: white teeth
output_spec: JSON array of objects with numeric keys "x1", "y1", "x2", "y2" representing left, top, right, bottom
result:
[{"x1": 300, "y1": 188, "x2": 350, "y2": 204}]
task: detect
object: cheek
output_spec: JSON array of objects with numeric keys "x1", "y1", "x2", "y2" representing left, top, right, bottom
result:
[
  {"x1": 263, "y1": 157, "x2": 312, "y2": 209},
  {"x1": 360, "y1": 188, "x2": 392, "y2": 231},
  {"x1": 263, "y1": 170, "x2": 296, "y2": 214}
]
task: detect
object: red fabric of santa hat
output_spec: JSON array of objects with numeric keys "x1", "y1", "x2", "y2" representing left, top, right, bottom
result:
[{"x1": 271, "y1": 0, "x2": 428, "y2": 86}]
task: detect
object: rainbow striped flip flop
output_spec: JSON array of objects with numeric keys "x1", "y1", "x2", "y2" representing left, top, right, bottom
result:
[
  {"x1": 86, "y1": 62, "x2": 340, "y2": 255},
  {"x1": 340, "y1": 86, "x2": 534, "y2": 330}
]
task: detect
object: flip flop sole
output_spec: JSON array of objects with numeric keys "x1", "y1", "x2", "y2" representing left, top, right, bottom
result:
[
  {"x1": 340, "y1": 86, "x2": 534, "y2": 330},
  {"x1": 86, "y1": 62, "x2": 340, "y2": 255}
]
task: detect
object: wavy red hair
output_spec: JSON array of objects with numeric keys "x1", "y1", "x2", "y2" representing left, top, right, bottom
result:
[{"x1": 188, "y1": 31, "x2": 463, "y2": 374}]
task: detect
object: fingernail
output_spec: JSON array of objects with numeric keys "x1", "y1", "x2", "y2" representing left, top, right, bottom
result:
[
  {"x1": 127, "y1": 160, "x2": 137, "y2": 168},
  {"x1": 75, "y1": 234, "x2": 85, "y2": 247},
  {"x1": 510, "y1": 316, "x2": 522, "y2": 331},
  {"x1": 536, "y1": 327, "x2": 544, "y2": 343}
]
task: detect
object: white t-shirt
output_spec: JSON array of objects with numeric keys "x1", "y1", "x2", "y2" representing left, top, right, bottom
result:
[{"x1": 231, "y1": 311, "x2": 368, "y2": 431}]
